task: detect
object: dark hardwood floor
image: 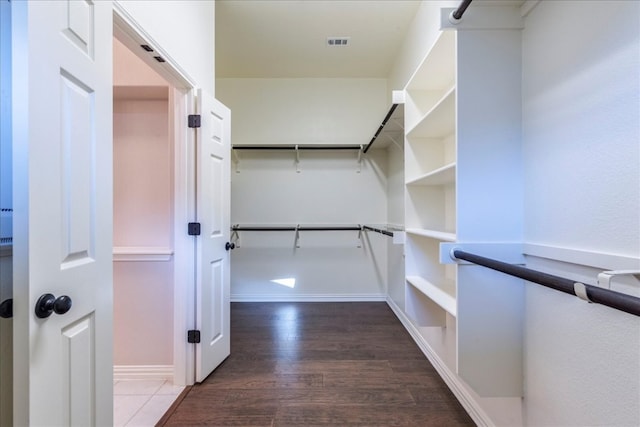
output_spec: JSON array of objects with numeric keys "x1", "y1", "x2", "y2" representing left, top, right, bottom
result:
[{"x1": 159, "y1": 302, "x2": 475, "y2": 426}]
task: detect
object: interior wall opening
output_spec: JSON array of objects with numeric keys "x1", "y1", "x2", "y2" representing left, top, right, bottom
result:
[{"x1": 112, "y1": 35, "x2": 176, "y2": 383}]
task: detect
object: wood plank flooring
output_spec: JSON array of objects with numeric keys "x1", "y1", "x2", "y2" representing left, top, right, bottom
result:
[{"x1": 159, "y1": 302, "x2": 474, "y2": 426}]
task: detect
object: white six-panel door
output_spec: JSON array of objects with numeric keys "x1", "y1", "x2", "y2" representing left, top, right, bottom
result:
[
  {"x1": 12, "y1": 1, "x2": 113, "y2": 425},
  {"x1": 195, "y1": 91, "x2": 231, "y2": 382}
]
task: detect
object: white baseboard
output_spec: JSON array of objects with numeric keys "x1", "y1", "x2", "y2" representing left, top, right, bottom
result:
[
  {"x1": 113, "y1": 365, "x2": 173, "y2": 381},
  {"x1": 385, "y1": 297, "x2": 495, "y2": 427},
  {"x1": 231, "y1": 294, "x2": 387, "y2": 302}
]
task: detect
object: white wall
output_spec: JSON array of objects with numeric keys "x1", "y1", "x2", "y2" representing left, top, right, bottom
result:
[
  {"x1": 218, "y1": 78, "x2": 391, "y2": 300},
  {"x1": 230, "y1": 150, "x2": 389, "y2": 300},
  {"x1": 521, "y1": 1, "x2": 640, "y2": 425},
  {"x1": 113, "y1": 97, "x2": 174, "y2": 367},
  {"x1": 218, "y1": 78, "x2": 387, "y2": 145},
  {"x1": 523, "y1": 1, "x2": 639, "y2": 255},
  {"x1": 386, "y1": 142, "x2": 405, "y2": 309},
  {"x1": 114, "y1": 0, "x2": 215, "y2": 95}
]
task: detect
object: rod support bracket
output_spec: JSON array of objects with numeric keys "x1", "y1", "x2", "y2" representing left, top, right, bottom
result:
[
  {"x1": 448, "y1": 10, "x2": 463, "y2": 24},
  {"x1": 597, "y1": 270, "x2": 640, "y2": 289},
  {"x1": 231, "y1": 228, "x2": 240, "y2": 248},
  {"x1": 573, "y1": 282, "x2": 592, "y2": 303},
  {"x1": 294, "y1": 224, "x2": 300, "y2": 248},
  {"x1": 232, "y1": 149, "x2": 241, "y2": 173}
]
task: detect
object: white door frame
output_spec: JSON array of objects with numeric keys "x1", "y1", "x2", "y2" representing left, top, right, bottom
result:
[{"x1": 113, "y1": 3, "x2": 198, "y2": 386}]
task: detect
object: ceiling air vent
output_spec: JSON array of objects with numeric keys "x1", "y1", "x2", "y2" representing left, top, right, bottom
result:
[{"x1": 327, "y1": 37, "x2": 350, "y2": 47}]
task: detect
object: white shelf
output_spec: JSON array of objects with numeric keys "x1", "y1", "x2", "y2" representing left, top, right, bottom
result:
[
  {"x1": 406, "y1": 31, "x2": 456, "y2": 91},
  {"x1": 407, "y1": 275, "x2": 457, "y2": 317},
  {"x1": 113, "y1": 246, "x2": 174, "y2": 262},
  {"x1": 406, "y1": 162, "x2": 456, "y2": 186},
  {"x1": 406, "y1": 228, "x2": 456, "y2": 242},
  {"x1": 407, "y1": 86, "x2": 456, "y2": 139}
]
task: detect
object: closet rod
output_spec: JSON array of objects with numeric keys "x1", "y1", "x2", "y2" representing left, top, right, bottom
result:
[
  {"x1": 232, "y1": 225, "x2": 362, "y2": 231},
  {"x1": 232, "y1": 226, "x2": 297, "y2": 231},
  {"x1": 364, "y1": 103, "x2": 399, "y2": 154},
  {"x1": 362, "y1": 225, "x2": 394, "y2": 237},
  {"x1": 451, "y1": 0, "x2": 473, "y2": 20},
  {"x1": 232, "y1": 145, "x2": 362, "y2": 151},
  {"x1": 451, "y1": 249, "x2": 640, "y2": 317}
]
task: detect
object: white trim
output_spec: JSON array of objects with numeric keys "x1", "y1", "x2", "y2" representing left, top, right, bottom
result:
[
  {"x1": 523, "y1": 243, "x2": 640, "y2": 271},
  {"x1": 112, "y1": 246, "x2": 173, "y2": 262},
  {"x1": 231, "y1": 294, "x2": 387, "y2": 303},
  {"x1": 386, "y1": 296, "x2": 494, "y2": 427},
  {"x1": 172, "y1": 87, "x2": 197, "y2": 387},
  {"x1": 113, "y1": 365, "x2": 173, "y2": 381}
]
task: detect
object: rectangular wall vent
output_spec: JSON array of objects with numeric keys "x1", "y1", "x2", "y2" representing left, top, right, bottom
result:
[{"x1": 327, "y1": 37, "x2": 350, "y2": 47}]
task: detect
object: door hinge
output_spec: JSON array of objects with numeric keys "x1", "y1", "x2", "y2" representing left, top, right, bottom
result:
[
  {"x1": 188, "y1": 114, "x2": 201, "y2": 128},
  {"x1": 187, "y1": 330, "x2": 201, "y2": 344},
  {"x1": 188, "y1": 222, "x2": 201, "y2": 236}
]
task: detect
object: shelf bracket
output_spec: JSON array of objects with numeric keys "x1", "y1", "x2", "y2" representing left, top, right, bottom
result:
[
  {"x1": 232, "y1": 149, "x2": 241, "y2": 173},
  {"x1": 357, "y1": 226, "x2": 363, "y2": 248},
  {"x1": 357, "y1": 145, "x2": 363, "y2": 173},
  {"x1": 295, "y1": 145, "x2": 301, "y2": 173},
  {"x1": 294, "y1": 224, "x2": 301, "y2": 248},
  {"x1": 230, "y1": 228, "x2": 240, "y2": 248}
]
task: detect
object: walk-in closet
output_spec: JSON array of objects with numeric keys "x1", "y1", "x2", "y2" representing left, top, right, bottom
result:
[
  {"x1": 1, "y1": 0, "x2": 638, "y2": 426},
  {"x1": 213, "y1": 1, "x2": 640, "y2": 426}
]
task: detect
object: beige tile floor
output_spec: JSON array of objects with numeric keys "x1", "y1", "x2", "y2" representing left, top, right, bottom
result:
[{"x1": 113, "y1": 379, "x2": 184, "y2": 427}]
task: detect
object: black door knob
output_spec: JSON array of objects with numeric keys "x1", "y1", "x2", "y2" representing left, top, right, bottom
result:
[
  {"x1": 225, "y1": 242, "x2": 235, "y2": 251},
  {"x1": 0, "y1": 299, "x2": 12, "y2": 319},
  {"x1": 35, "y1": 293, "x2": 72, "y2": 319}
]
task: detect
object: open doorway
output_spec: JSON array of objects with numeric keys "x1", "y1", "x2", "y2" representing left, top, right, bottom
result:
[
  {"x1": 112, "y1": 35, "x2": 183, "y2": 423},
  {"x1": 112, "y1": 35, "x2": 174, "y2": 379},
  {"x1": 111, "y1": 11, "x2": 201, "y2": 423}
]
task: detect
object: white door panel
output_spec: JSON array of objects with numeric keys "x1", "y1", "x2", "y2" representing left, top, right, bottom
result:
[
  {"x1": 195, "y1": 91, "x2": 231, "y2": 382},
  {"x1": 12, "y1": 1, "x2": 112, "y2": 425}
]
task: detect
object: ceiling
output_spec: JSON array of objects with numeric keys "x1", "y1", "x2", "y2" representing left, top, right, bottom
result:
[{"x1": 215, "y1": 0, "x2": 422, "y2": 79}]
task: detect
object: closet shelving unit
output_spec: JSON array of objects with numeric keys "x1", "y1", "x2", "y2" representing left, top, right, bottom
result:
[
  {"x1": 401, "y1": 7, "x2": 525, "y2": 401},
  {"x1": 404, "y1": 30, "x2": 458, "y2": 332}
]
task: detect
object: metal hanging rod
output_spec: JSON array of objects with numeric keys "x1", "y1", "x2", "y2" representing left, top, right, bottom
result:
[
  {"x1": 231, "y1": 225, "x2": 396, "y2": 236},
  {"x1": 362, "y1": 225, "x2": 394, "y2": 237},
  {"x1": 364, "y1": 103, "x2": 399, "y2": 154},
  {"x1": 232, "y1": 145, "x2": 363, "y2": 151},
  {"x1": 451, "y1": 0, "x2": 473, "y2": 21},
  {"x1": 232, "y1": 225, "x2": 362, "y2": 232},
  {"x1": 451, "y1": 249, "x2": 640, "y2": 317}
]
